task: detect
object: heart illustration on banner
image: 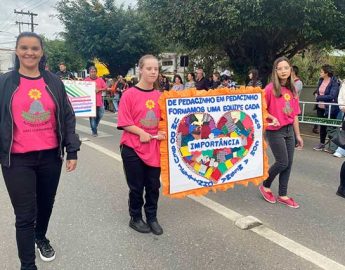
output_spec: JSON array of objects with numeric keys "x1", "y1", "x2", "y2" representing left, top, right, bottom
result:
[{"x1": 176, "y1": 111, "x2": 255, "y2": 183}]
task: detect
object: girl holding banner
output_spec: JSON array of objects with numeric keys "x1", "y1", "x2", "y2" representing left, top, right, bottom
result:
[
  {"x1": 259, "y1": 57, "x2": 303, "y2": 209},
  {"x1": 117, "y1": 55, "x2": 166, "y2": 235}
]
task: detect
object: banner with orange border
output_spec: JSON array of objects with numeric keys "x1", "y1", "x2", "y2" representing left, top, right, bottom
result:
[{"x1": 158, "y1": 87, "x2": 269, "y2": 198}]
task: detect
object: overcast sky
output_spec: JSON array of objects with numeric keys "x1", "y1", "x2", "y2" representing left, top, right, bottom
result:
[{"x1": 0, "y1": 0, "x2": 137, "y2": 49}]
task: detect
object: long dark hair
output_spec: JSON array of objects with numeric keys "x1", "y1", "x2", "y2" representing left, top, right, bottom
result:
[
  {"x1": 271, "y1": 56, "x2": 297, "y2": 97},
  {"x1": 174, "y1": 74, "x2": 183, "y2": 84},
  {"x1": 321, "y1": 64, "x2": 334, "y2": 78},
  {"x1": 188, "y1": 72, "x2": 195, "y2": 81},
  {"x1": 249, "y1": 68, "x2": 259, "y2": 86},
  {"x1": 15, "y1": 32, "x2": 47, "y2": 71}
]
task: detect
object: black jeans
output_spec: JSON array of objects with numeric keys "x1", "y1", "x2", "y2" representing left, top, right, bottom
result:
[
  {"x1": 339, "y1": 161, "x2": 345, "y2": 194},
  {"x1": 120, "y1": 145, "x2": 161, "y2": 222},
  {"x1": 317, "y1": 107, "x2": 338, "y2": 144},
  {"x1": 2, "y1": 148, "x2": 62, "y2": 270},
  {"x1": 316, "y1": 108, "x2": 327, "y2": 144},
  {"x1": 263, "y1": 125, "x2": 295, "y2": 196}
]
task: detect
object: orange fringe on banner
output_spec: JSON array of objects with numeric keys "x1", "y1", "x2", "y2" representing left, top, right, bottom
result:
[{"x1": 158, "y1": 87, "x2": 269, "y2": 199}]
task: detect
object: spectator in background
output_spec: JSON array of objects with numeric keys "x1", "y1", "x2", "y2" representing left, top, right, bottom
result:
[
  {"x1": 211, "y1": 72, "x2": 221, "y2": 89},
  {"x1": 172, "y1": 74, "x2": 184, "y2": 91},
  {"x1": 116, "y1": 76, "x2": 128, "y2": 99},
  {"x1": 337, "y1": 156, "x2": 345, "y2": 198},
  {"x1": 291, "y1": 66, "x2": 303, "y2": 148},
  {"x1": 56, "y1": 62, "x2": 75, "y2": 80},
  {"x1": 157, "y1": 74, "x2": 164, "y2": 91},
  {"x1": 103, "y1": 77, "x2": 111, "y2": 110},
  {"x1": 247, "y1": 68, "x2": 263, "y2": 88},
  {"x1": 337, "y1": 80, "x2": 345, "y2": 197},
  {"x1": 207, "y1": 75, "x2": 213, "y2": 88},
  {"x1": 292, "y1": 66, "x2": 303, "y2": 96},
  {"x1": 333, "y1": 81, "x2": 345, "y2": 158},
  {"x1": 195, "y1": 68, "x2": 209, "y2": 90},
  {"x1": 220, "y1": 74, "x2": 231, "y2": 88},
  {"x1": 84, "y1": 66, "x2": 108, "y2": 137},
  {"x1": 221, "y1": 70, "x2": 236, "y2": 88},
  {"x1": 313, "y1": 64, "x2": 340, "y2": 152},
  {"x1": 162, "y1": 76, "x2": 170, "y2": 91},
  {"x1": 184, "y1": 72, "x2": 195, "y2": 89}
]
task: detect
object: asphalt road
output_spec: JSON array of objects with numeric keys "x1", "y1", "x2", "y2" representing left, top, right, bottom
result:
[{"x1": 1, "y1": 111, "x2": 344, "y2": 270}]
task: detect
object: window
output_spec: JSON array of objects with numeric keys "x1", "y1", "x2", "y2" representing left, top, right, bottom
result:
[{"x1": 162, "y1": 61, "x2": 173, "y2": 66}]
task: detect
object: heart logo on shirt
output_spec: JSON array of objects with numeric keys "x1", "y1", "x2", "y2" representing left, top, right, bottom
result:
[{"x1": 176, "y1": 111, "x2": 255, "y2": 183}]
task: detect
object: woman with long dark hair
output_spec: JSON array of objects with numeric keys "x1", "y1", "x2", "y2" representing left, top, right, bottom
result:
[
  {"x1": 247, "y1": 68, "x2": 263, "y2": 87},
  {"x1": 0, "y1": 32, "x2": 80, "y2": 269},
  {"x1": 172, "y1": 74, "x2": 184, "y2": 91},
  {"x1": 184, "y1": 72, "x2": 195, "y2": 89}
]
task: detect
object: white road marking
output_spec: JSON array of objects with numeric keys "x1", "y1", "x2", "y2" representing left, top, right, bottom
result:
[
  {"x1": 187, "y1": 196, "x2": 345, "y2": 270},
  {"x1": 78, "y1": 117, "x2": 118, "y2": 128},
  {"x1": 82, "y1": 141, "x2": 122, "y2": 161},
  {"x1": 188, "y1": 195, "x2": 243, "y2": 221},
  {"x1": 252, "y1": 226, "x2": 345, "y2": 270},
  {"x1": 76, "y1": 124, "x2": 113, "y2": 138},
  {"x1": 99, "y1": 119, "x2": 117, "y2": 128},
  {"x1": 82, "y1": 138, "x2": 345, "y2": 270}
]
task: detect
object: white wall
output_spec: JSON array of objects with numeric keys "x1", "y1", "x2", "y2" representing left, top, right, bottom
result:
[{"x1": 0, "y1": 50, "x2": 15, "y2": 74}]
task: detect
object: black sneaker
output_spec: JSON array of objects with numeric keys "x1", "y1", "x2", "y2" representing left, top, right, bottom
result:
[
  {"x1": 129, "y1": 218, "x2": 151, "y2": 233},
  {"x1": 336, "y1": 190, "x2": 345, "y2": 198},
  {"x1": 35, "y1": 238, "x2": 56, "y2": 262},
  {"x1": 148, "y1": 220, "x2": 163, "y2": 235}
]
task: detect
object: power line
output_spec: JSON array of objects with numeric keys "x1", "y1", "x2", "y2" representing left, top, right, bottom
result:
[
  {"x1": 0, "y1": 0, "x2": 39, "y2": 31},
  {"x1": 27, "y1": 0, "x2": 52, "y2": 10},
  {"x1": 14, "y1": 10, "x2": 38, "y2": 33},
  {"x1": 22, "y1": 0, "x2": 42, "y2": 9}
]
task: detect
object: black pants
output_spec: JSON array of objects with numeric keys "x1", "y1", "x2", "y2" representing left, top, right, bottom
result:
[
  {"x1": 2, "y1": 148, "x2": 62, "y2": 270},
  {"x1": 120, "y1": 145, "x2": 160, "y2": 222},
  {"x1": 316, "y1": 108, "x2": 328, "y2": 144},
  {"x1": 317, "y1": 107, "x2": 338, "y2": 144},
  {"x1": 263, "y1": 125, "x2": 295, "y2": 196},
  {"x1": 339, "y1": 161, "x2": 345, "y2": 194}
]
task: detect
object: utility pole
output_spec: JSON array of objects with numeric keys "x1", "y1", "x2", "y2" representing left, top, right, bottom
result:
[{"x1": 14, "y1": 10, "x2": 38, "y2": 33}]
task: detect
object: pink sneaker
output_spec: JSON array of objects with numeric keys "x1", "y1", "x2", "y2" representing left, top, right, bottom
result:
[
  {"x1": 277, "y1": 197, "x2": 300, "y2": 208},
  {"x1": 259, "y1": 185, "x2": 276, "y2": 203}
]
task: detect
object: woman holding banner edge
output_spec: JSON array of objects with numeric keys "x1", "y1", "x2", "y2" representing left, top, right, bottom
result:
[
  {"x1": 259, "y1": 56, "x2": 303, "y2": 209},
  {"x1": 117, "y1": 55, "x2": 166, "y2": 235}
]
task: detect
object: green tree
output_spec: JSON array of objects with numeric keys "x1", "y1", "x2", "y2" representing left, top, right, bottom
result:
[
  {"x1": 138, "y1": 0, "x2": 345, "y2": 83},
  {"x1": 43, "y1": 37, "x2": 86, "y2": 73},
  {"x1": 292, "y1": 47, "x2": 345, "y2": 85},
  {"x1": 56, "y1": 0, "x2": 158, "y2": 76}
]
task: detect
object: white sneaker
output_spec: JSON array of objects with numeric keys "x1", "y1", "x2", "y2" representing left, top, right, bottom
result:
[{"x1": 333, "y1": 152, "x2": 344, "y2": 158}]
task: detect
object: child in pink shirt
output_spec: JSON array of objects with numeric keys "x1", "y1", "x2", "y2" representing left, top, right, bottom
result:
[
  {"x1": 259, "y1": 57, "x2": 303, "y2": 209},
  {"x1": 118, "y1": 55, "x2": 166, "y2": 235}
]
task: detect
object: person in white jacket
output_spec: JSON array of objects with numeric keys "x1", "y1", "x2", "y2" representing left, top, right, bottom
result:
[{"x1": 334, "y1": 80, "x2": 345, "y2": 157}]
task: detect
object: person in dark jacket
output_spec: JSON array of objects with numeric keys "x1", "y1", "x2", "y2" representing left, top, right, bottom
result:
[
  {"x1": 211, "y1": 72, "x2": 221, "y2": 89},
  {"x1": 313, "y1": 64, "x2": 340, "y2": 151},
  {"x1": 0, "y1": 32, "x2": 80, "y2": 270},
  {"x1": 56, "y1": 62, "x2": 75, "y2": 80},
  {"x1": 195, "y1": 68, "x2": 209, "y2": 90}
]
